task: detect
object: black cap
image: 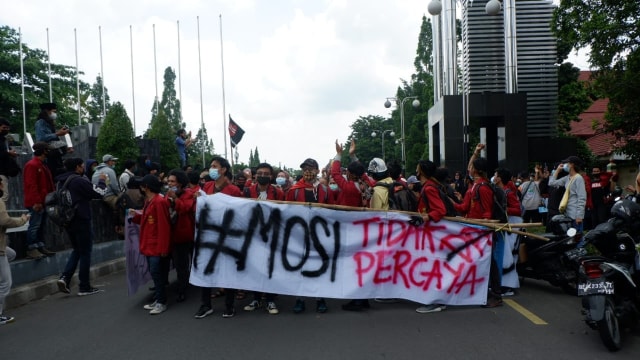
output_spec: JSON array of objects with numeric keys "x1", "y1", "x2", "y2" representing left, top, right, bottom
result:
[
  {"x1": 562, "y1": 156, "x2": 583, "y2": 166},
  {"x1": 40, "y1": 103, "x2": 57, "y2": 111},
  {"x1": 300, "y1": 158, "x2": 319, "y2": 169}
]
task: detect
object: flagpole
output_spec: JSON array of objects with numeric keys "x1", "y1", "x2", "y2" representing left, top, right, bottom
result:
[
  {"x1": 153, "y1": 23, "x2": 159, "y2": 115},
  {"x1": 177, "y1": 20, "x2": 183, "y2": 123},
  {"x1": 197, "y1": 16, "x2": 205, "y2": 169},
  {"x1": 130, "y1": 25, "x2": 137, "y2": 134},
  {"x1": 219, "y1": 14, "x2": 229, "y2": 161},
  {"x1": 74, "y1": 28, "x2": 81, "y2": 126},
  {"x1": 19, "y1": 27, "x2": 26, "y2": 136},
  {"x1": 46, "y1": 28, "x2": 53, "y2": 102},
  {"x1": 99, "y1": 26, "x2": 106, "y2": 120}
]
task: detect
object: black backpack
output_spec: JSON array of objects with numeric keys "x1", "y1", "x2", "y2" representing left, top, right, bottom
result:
[
  {"x1": 475, "y1": 182, "x2": 508, "y2": 222},
  {"x1": 45, "y1": 174, "x2": 79, "y2": 228},
  {"x1": 421, "y1": 183, "x2": 458, "y2": 217},
  {"x1": 375, "y1": 181, "x2": 418, "y2": 212}
]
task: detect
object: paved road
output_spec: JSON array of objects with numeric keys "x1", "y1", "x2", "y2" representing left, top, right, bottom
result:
[{"x1": 1, "y1": 270, "x2": 638, "y2": 360}]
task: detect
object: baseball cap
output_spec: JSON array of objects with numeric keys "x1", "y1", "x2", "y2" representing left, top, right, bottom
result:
[
  {"x1": 407, "y1": 175, "x2": 420, "y2": 184},
  {"x1": 300, "y1": 158, "x2": 319, "y2": 169},
  {"x1": 103, "y1": 154, "x2": 119, "y2": 162},
  {"x1": 368, "y1": 158, "x2": 387, "y2": 173},
  {"x1": 562, "y1": 156, "x2": 582, "y2": 166}
]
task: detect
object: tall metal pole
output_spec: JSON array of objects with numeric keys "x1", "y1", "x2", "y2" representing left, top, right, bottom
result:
[
  {"x1": 130, "y1": 25, "x2": 137, "y2": 134},
  {"x1": 153, "y1": 24, "x2": 159, "y2": 115},
  {"x1": 99, "y1": 26, "x2": 106, "y2": 120},
  {"x1": 46, "y1": 28, "x2": 53, "y2": 102},
  {"x1": 196, "y1": 16, "x2": 205, "y2": 168},
  {"x1": 219, "y1": 14, "x2": 229, "y2": 161},
  {"x1": 177, "y1": 20, "x2": 183, "y2": 122},
  {"x1": 504, "y1": 0, "x2": 518, "y2": 94},
  {"x1": 19, "y1": 28, "x2": 26, "y2": 136},
  {"x1": 74, "y1": 29, "x2": 81, "y2": 126}
]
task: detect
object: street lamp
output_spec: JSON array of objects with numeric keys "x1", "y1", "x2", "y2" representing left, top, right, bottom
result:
[
  {"x1": 371, "y1": 129, "x2": 395, "y2": 160},
  {"x1": 384, "y1": 96, "x2": 420, "y2": 171}
]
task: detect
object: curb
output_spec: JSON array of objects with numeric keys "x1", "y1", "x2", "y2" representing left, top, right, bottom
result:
[{"x1": 5, "y1": 257, "x2": 125, "y2": 310}]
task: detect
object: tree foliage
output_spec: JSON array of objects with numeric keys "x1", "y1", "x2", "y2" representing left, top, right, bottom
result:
[
  {"x1": 554, "y1": 0, "x2": 640, "y2": 159},
  {"x1": 187, "y1": 123, "x2": 215, "y2": 170},
  {"x1": 343, "y1": 115, "x2": 394, "y2": 165},
  {"x1": 86, "y1": 75, "x2": 111, "y2": 123},
  {"x1": 96, "y1": 102, "x2": 139, "y2": 173},
  {"x1": 160, "y1": 66, "x2": 182, "y2": 131},
  {"x1": 145, "y1": 108, "x2": 180, "y2": 172}
]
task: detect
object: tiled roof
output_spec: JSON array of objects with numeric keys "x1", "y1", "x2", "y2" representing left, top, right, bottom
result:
[
  {"x1": 585, "y1": 132, "x2": 617, "y2": 157},
  {"x1": 570, "y1": 99, "x2": 609, "y2": 137},
  {"x1": 578, "y1": 71, "x2": 593, "y2": 82}
]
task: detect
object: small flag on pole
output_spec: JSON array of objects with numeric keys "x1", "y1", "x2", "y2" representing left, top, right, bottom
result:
[{"x1": 228, "y1": 115, "x2": 245, "y2": 148}]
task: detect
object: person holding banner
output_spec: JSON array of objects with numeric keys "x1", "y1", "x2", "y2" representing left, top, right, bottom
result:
[
  {"x1": 286, "y1": 157, "x2": 333, "y2": 313},
  {"x1": 242, "y1": 162, "x2": 285, "y2": 315},
  {"x1": 195, "y1": 156, "x2": 243, "y2": 319},
  {"x1": 129, "y1": 175, "x2": 172, "y2": 315}
]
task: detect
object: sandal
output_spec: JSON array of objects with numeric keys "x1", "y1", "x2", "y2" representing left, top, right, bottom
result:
[
  {"x1": 210, "y1": 288, "x2": 225, "y2": 299},
  {"x1": 236, "y1": 290, "x2": 246, "y2": 300}
]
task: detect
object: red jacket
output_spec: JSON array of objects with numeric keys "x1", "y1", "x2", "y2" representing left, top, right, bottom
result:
[
  {"x1": 203, "y1": 180, "x2": 243, "y2": 197},
  {"x1": 243, "y1": 183, "x2": 285, "y2": 200},
  {"x1": 23, "y1": 157, "x2": 54, "y2": 207},
  {"x1": 417, "y1": 179, "x2": 447, "y2": 222},
  {"x1": 454, "y1": 179, "x2": 493, "y2": 220},
  {"x1": 331, "y1": 159, "x2": 363, "y2": 207},
  {"x1": 132, "y1": 194, "x2": 172, "y2": 256},
  {"x1": 504, "y1": 181, "x2": 522, "y2": 216},
  {"x1": 171, "y1": 187, "x2": 196, "y2": 244},
  {"x1": 286, "y1": 180, "x2": 335, "y2": 204}
]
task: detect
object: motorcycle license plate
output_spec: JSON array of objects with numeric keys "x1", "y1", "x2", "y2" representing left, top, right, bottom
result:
[{"x1": 577, "y1": 280, "x2": 614, "y2": 296}]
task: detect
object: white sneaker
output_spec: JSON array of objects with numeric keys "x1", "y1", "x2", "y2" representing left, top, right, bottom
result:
[
  {"x1": 149, "y1": 303, "x2": 167, "y2": 315},
  {"x1": 243, "y1": 300, "x2": 261, "y2": 311},
  {"x1": 143, "y1": 300, "x2": 158, "y2": 310},
  {"x1": 416, "y1": 304, "x2": 446, "y2": 314},
  {"x1": 266, "y1": 302, "x2": 279, "y2": 315}
]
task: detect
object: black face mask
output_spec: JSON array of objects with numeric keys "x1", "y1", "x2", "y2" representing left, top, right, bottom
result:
[
  {"x1": 0, "y1": 130, "x2": 9, "y2": 136},
  {"x1": 256, "y1": 176, "x2": 270, "y2": 185}
]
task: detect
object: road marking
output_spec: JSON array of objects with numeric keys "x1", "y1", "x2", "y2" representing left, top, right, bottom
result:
[{"x1": 504, "y1": 299, "x2": 548, "y2": 325}]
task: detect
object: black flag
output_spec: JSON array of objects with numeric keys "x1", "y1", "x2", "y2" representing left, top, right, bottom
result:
[{"x1": 228, "y1": 115, "x2": 245, "y2": 148}]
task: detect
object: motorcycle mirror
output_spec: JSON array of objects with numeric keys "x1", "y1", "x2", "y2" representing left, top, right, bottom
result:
[{"x1": 567, "y1": 228, "x2": 577, "y2": 237}]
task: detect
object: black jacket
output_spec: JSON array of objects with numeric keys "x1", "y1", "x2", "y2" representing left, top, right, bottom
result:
[{"x1": 55, "y1": 171, "x2": 107, "y2": 221}]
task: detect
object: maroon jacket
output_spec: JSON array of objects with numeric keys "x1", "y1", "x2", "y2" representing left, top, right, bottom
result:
[
  {"x1": 132, "y1": 194, "x2": 172, "y2": 256},
  {"x1": 286, "y1": 180, "x2": 335, "y2": 204},
  {"x1": 171, "y1": 187, "x2": 196, "y2": 244},
  {"x1": 331, "y1": 159, "x2": 362, "y2": 207},
  {"x1": 243, "y1": 183, "x2": 285, "y2": 200}
]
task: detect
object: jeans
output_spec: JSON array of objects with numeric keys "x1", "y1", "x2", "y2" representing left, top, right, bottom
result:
[
  {"x1": 62, "y1": 219, "x2": 93, "y2": 290},
  {"x1": 26, "y1": 207, "x2": 46, "y2": 250},
  {"x1": 171, "y1": 242, "x2": 193, "y2": 295},
  {"x1": 147, "y1": 256, "x2": 170, "y2": 305},
  {"x1": 0, "y1": 253, "x2": 11, "y2": 314}
]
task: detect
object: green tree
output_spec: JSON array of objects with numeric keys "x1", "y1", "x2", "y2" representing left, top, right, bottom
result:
[
  {"x1": 96, "y1": 102, "x2": 139, "y2": 173},
  {"x1": 344, "y1": 115, "x2": 392, "y2": 165},
  {"x1": 0, "y1": 26, "x2": 89, "y2": 134},
  {"x1": 251, "y1": 147, "x2": 261, "y2": 167},
  {"x1": 160, "y1": 66, "x2": 182, "y2": 131},
  {"x1": 554, "y1": 0, "x2": 640, "y2": 159},
  {"x1": 145, "y1": 108, "x2": 180, "y2": 172},
  {"x1": 86, "y1": 75, "x2": 111, "y2": 123},
  {"x1": 187, "y1": 123, "x2": 215, "y2": 170}
]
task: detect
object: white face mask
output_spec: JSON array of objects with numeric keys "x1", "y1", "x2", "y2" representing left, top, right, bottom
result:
[{"x1": 50, "y1": 113, "x2": 58, "y2": 121}]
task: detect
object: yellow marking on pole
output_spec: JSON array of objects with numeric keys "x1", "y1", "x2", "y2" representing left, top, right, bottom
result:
[{"x1": 504, "y1": 299, "x2": 548, "y2": 325}]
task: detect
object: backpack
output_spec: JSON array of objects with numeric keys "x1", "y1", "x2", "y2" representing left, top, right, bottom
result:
[
  {"x1": 475, "y1": 182, "x2": 508, "y2": 222},
  {"x1": 421, "y1": 183, "x2": 458, "y2": 217},
  {"x1": 375, "y1": 181, "x2": 418, "y2": 212},
  {"x1": 45, "y1": 174, "x2": 79, "y2": 228}
]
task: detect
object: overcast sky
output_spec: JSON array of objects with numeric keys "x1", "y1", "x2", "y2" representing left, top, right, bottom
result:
[{"x1": 3, "y1": 0, "x2": 586, "y2": 170}]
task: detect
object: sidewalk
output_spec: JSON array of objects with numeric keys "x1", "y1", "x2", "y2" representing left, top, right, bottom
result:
[{"x1": 5, "y1": 241, "x2": 125, "y2": 310}]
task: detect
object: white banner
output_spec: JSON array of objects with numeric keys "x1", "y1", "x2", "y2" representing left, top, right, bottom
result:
[{"x1": 190, "y1": 194, "x2": 494, "y2": 305}]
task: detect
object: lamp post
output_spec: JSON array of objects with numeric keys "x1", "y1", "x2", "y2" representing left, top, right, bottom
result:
[
  {"x1": 384, "y1": 96, "x2": 420, "y2": 171},
  {"x1": 371, "y1": 129, "x2": 395, "y2": 160}
]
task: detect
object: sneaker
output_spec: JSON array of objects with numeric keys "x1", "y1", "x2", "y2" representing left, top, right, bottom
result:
[
  {"x1": 415, "y1": 304, "x2": 446, "y2": 313},
  {"x1": 243, "y1": 300, "x2": 261, "y2": 312},
  {"x1": 57, "y1": 276, "x2": 70, "y2": 294},
  {"x1": 293, "y1": 299, "x2": 305, "y2": 314},
  {"x1": 374, "y1": 298, "x2": 399, "y2": 304},
  {"x1": 222, "y1": 307, "x2": 235, "y2": 318},
  {"x1": 266, "y1": 302, "x2": 279, "y2": 315},
  {"x1": 26, "y1": 249, "x2": 45, "y2": 260},
  {"x1": 501, "y1": 288, "x2": 515, "y2": 297},
  {"x1": 316, "y1": 299, "x2": 328, "y2": 313},
  {"x1": 38, "y1": 247, "x2": 56, "y2": 256},
  {"x1": 482, "y1": 297, "x2": 504, "y2": 308},
  {"x1": 149, "y1": 302, "x2": 167, "y2": 315},
  {"x1": 78, "y1": 287, "x2": 103, "y2": 296},
  {"x1": 194, "y1": 305, "x2": 214, "y2": 319},
  {"x1": 143, "y1": 300, "x2": 158, "y2": 310},
  {"x1": 0, "y1": 315, "x2": 15, "y2": 325},
  {"x1": 341, "y1": 300, "x2": 370, "y2": 311}
]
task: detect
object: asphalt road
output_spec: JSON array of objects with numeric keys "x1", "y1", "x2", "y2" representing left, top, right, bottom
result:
[{"x1": 1, "y1": 271, "x2": 638, "y2": 360}]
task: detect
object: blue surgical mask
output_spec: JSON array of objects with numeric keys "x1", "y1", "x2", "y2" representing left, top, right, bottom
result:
[
  {"x1": 170, "y1": 186, "x2": 178, "y2": 192},
  {"x1": 563, "y1": 164, "x2": 570, "y2": 173},
  {"x1": 275, "y1": 177, "x2": 286, "y2": 186},
  {"x1": 209, "y1": 168, "x2": 220, "y2": 180},
  {"x1": 329, "y1": 184, "x2": 339, "y2": 191}
]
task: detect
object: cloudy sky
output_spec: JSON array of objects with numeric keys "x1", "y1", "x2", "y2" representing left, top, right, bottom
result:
[{"x1": 3, "y1": 0, "x2": 586, "y2": 170}]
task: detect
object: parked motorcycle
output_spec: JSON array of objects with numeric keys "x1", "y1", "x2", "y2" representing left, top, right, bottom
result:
[
  {"x1": 576, "y1": 198, "x2": 640, "y2": 351},
  {"x1": 517, "y1": 214, "x2": 581, "y2": 294}
]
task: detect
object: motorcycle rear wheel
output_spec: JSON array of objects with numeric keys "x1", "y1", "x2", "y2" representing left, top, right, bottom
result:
[{"x1": 597, "y1": 298, "x2": 622, "y2": 351}]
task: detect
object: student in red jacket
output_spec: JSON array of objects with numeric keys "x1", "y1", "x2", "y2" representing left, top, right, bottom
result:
[
  {"x1": 242, "y1": 162, "x2": 284, "y2": 315},
  {"x1": 130, "y1": 175, "x2": 172, "y2": 315},
  {"x1": 166, "y1": 169, "x2": 196, "y2": 303},
  {"x1": 331, "y1": 139, "x2": 366, "y2": 207},
  {"x1": 195, "y1": 156, "x2": 242, "y2": 319}
]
